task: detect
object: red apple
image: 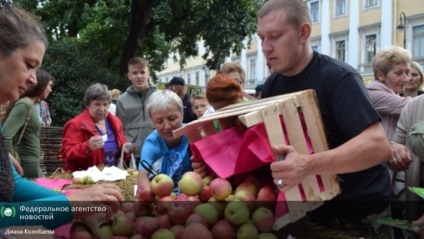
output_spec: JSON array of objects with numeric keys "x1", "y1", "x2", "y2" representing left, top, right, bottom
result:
[
  {"x1": 170, "y1": 225, "x2": 184, "y2": 239},
  {"x1": 137, "y1": 185, "x2": 155, "y2": 203},
  {"x1": 252, "y1": 207, "x2": 275, "y2": 233},
  {"x1": 210, "y1": 178, "x2": 232, "y2": 201},
  {"x1": 211, "y1": 219, "x2": 236, "y2": 239},
  {"x1": 70, "y1": 222, "x2": 92, "y2": 239},
  {"x1": 257, "y1": 185, "x2": 277, "y2": 209},
  {"x1": 167, "y1": 201, "x2": 191, "y2": 225},
  {"x1": 186, "y1": 213, "x2": 209, "y2": 228},
  {"x1": 151, "y1": 174, "x2": 174, "y2": 197},
  {"x1": 156, "y1": 214, "x2": 173, "y2": 229},
  {"x1": 182, "y1": 223, "x2": 213, "y2": 239},
  {"x1": 234, "y1": 190, "x2": 257, "y2": 212},
  {"x1": 120, "y1": 201, "x2": 134, "y2": 213},
  {"x1": 138, "y1": 216, "x2": 160, "y2": 239},
  {"x1": 236, "y1": 181, "x2": 259, "y2": 197},
  {"x1": 156, "y1": 195, "x2": 175, "y2": 214},
  {"x1": 198, "y1": 185, "x2": 212, "y2": 202},
  {"x1": 133, "y1": 202, "x2": 153, "y2": 217}
]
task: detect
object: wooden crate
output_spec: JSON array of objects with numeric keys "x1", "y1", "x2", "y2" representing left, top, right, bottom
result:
[
  {"x1": 39, "y1": 126, "x2": 64, "y2": 176},
  {"x1": 173, "y1": 89, "x2": 340, "y2": 230}
]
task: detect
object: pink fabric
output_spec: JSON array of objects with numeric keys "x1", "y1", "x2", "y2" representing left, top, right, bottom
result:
[
  {"x1": 54, "y1": 223, "x2": 71, "y2": 239},
  {"x1": 34, "y1": 178, "x2": 72, "y2": 191}
]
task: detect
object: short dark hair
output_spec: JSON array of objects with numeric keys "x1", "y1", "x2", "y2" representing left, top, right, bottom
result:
[{"x1": 169, "y1": 76, "x2": 185, "y2": 86}]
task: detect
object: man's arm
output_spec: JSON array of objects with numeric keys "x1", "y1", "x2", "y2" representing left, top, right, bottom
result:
[{"x1": 270, "y1": 121, "x2": 390, "y2": 189}]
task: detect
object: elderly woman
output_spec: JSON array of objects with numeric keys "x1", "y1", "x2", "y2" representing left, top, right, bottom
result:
[
  {"x1": 61, "y1": 83, "x2": 131, "y2": 172},
  {"x1": 366, "y1": 45, "x2": 412, "y2": 142},
  {"x1": 136, "y1": 90, "x2": 192, "y2": 197},
  {"x1": 2, "y1": 69, "x2": 54, "y2": 178},
  {"x1": 403, "y1": 61, "x2": 424, "y2": 98}
]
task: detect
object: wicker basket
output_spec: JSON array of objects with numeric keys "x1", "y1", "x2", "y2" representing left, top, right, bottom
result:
[{"x1": 39, "y1": 126, "x2": 64, "y2": 176}]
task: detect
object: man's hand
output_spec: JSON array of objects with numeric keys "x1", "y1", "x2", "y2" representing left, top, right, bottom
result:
[
  {"x1": 270, "y1": 145, "x2": 312, "y2": 191},
  {"x1": 413, "y1": 214, "x2": 424, "y2": 239}
]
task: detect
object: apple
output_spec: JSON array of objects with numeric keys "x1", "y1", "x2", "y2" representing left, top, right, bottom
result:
[
  {"x1": 121, "y1": 201, "x2": 134, "y2": 213},
  {"x1": 151, "y1": 174, "x2": 174, "y2": 197},
  {"x1": 156, "y1": 195, "x2": 175, "y2": 214},
  {"x1": 252, "y1": 207, "x2": 275, "y2": 233},
  {"x1": 237, "y1": 223, "x2": 258, "y2": 239},
  {"x1": 70, "y1": 222, "x2": 92, "y2": 239},
  {"x1": 236, "y1": 182, "x2": 259, "y2": 197},
  {"x1": 198, "y1": 185, "x2": 212, "y2": 202},
  {"x1": 210, "y1": 178, "x2": 232, "y2": 201},
  {"x1": 112, "y1": 215, "x2": 134, "y2": 236},
  {"x1": 72, "y1": 177, "x2": 83, "y2": 185},
  {"x1": 234, "y1": 190, "x2": 257, "y2": 212},
  {"x1": 182, "y1": 223, "x2": 213, "y2": 239},
  {"x1": 224, "y1": 201, "x2": 250, "y2": 226},
  {"x1": 194, "y1": 203, "x2": 219, "y2": 228},
  {"x1": 134, "y1": 216, "x2": 150, "y2": 233},
  {"x1": 138, "y1": 216, "x2": 160, "y2": 239},
  {"x1": 156, "y1": 214, "x2": 173, "y2": 229},
  {"x1": 82, "y1": 175, "x2": 94, "y2": 185},
  {"x1": 137, "y1": 185, "x2": 155, "y2": 203},
  {"x1": 242, "y1": 175, "x2": 262, "y2": 189},
  {"x1": 208, "y1": 197, "x2": 227, "y2": 219},
  {"x1": 151, "y1": 228, "x2": 175, "y2": 239},
  {"x1": 110, "y1": 236, "x2": 131, "y2": 239},
  {"x1": 170, "y1": 225, "x2": 184, "y2": 239},
  {"x1": 211, "y1": 219, "x2": 236, "y2": 239},
  {"x1": 256, "y1": 186, "x2": 277, "y2": 209},
  {"x1": 167, "y1": 201, "x2": 191, "y2": 225},
  {"x1": 258, "y1": 233, "x2": 278, "y2": 239},
  {"x1": 126, "y1": 211, "x2": 136, "y2": 221},
  {"x1": 133, "y1": 202, "x2": 153, "y2": 217},
  {"x1": 130, "y1": 235, "x2": 144, "y2": 239},
  {"x1": 178, "y1": 171, "x2": 203, "y2": 196},
  {"x1": 186, "y1": 213, "x2": 209, "y2": 228},
  {"x1": 100, "y1": 223, "x2": 114, "y2": 239},
  {"x1": 175, "y1": 193, "x2": 188, "y2": 201},
  {"x1": 202, "y1": 175, "x2": 214, "y2": 186}
]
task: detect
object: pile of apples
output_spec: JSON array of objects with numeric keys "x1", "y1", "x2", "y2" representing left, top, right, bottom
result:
[{"x1": 71, "y1": 171, "x2": 280, "y2": 239}]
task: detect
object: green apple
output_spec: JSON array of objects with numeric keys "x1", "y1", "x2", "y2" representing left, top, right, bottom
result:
[
  {"x1": 178, "y1": 171, "x2": 203, "y2": 196},
  {"x1": 82, "y1": 175, "x2": 94, "y2": 185},
  {"x1": 99, "y1": 223, "x2": 113, "y2": 239},
  {"x1": 258, "y1": 233, "x2": 278, "y2": 239},
  {"x1": 151, "y1": 228, "x2": 175, "y2": 239},
  {"x1": 112, "y1": 215, "x2": 134, "y2": 236},
  {"x1": 236, "y1": 223, "x2": 258, "y2": 239},
  {"x1": 251, "y1": 207, "x2": 275, "y2": 233},
  {"x1": 224, "y1": 201, "x2": 250, "y2": 226},
  {"x1": 194, "y1": 203, "x2": 218, "y2": 228}
]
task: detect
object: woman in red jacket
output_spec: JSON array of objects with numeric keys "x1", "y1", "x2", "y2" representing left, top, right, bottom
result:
[{"x1": 61, "y1": 83, "x2": 132, "y2": 172}]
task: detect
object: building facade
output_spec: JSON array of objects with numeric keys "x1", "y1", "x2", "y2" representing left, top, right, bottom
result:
[{"x1": 156, "y1": 0, "x2": 424, "y2": 88}]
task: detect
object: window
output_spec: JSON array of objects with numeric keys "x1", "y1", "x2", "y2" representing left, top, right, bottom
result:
[
  {"x1": 195, "y1": 71, "x2": 200, "y2": 86},
  {"x1": 413, "y1": 25, "x2": 424, "y2": 59},
  {"x1": 311, "y1": 1, "x2": 320, "y2": 23},
  {"x1": 249, "y1": 58, "x2": 257, "y2": 82},
  {"x1": 204, "y1": 69, "x2": 210, "y2": 84},
  {"x1": 365, "y1": 0, "x2": 377, "y2": 8},
  {"x1": 336, "y1": 40, "x2": 346, "y2": 62},
  {"x1": 186, "y1": 72, "x2": 191, "y2": 85},
  {"x1": 365, "y1": 34, "x2": 377, "y2": 63},
  {"x1": 335, "y1": 0, "x2": 346, "y2": 16}
]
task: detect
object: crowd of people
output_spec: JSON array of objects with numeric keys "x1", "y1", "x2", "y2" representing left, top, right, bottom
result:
[{"x1": 1, "y1": 0, "x2": 424, "y2": 238}]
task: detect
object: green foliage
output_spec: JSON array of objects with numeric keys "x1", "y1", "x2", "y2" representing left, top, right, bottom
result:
[{"x1": 42, "y1": 39, "x2": 124, "y2": 126}]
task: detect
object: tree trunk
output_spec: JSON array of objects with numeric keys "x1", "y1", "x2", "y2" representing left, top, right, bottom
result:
[{"x1": 119, "y1": 0, "x2": 156, "y2": 76}]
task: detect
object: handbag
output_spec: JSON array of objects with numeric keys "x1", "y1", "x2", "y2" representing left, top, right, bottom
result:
[
  {"x1": 12, "y1": 107, "x2": 33, "y2": 162},
  {"x1": 117, "y1": 143, "x2": 137, "y2": 170}
]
